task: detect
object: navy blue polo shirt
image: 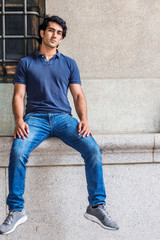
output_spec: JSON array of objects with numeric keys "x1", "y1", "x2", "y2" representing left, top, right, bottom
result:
[{"x1": 13, "y1": 50, "x2": 81, "y2": 114}]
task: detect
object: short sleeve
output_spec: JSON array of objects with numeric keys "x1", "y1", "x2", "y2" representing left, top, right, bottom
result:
[
  {"x1": 69, "y1": 60, "x2": 81, "y2": 85},
  {"x1": 13, "y1": 59, "x2": 27, "y2": 85}
]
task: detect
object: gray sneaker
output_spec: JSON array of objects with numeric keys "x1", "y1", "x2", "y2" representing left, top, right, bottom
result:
[
  {"x1": 0, "y1": 209, "x2": 27, "y2": 235},
  {"x1": 84, "y1": 204, "x2": 119, "y2": 230}
]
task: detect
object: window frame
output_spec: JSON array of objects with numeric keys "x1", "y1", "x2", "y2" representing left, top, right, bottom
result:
[{"x1": 0, "y1": 0, "x2": 45, "y2": 82}]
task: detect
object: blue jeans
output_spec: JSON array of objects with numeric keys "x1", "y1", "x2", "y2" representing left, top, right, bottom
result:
[{"x1": 7, "y1": 113, "x2": 106, "y2": 211}]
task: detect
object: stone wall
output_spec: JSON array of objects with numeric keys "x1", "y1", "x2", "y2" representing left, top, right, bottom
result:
[
  {"x1": 1, "y1": 1, "x2": 160, "y2": 135},
  {"x1": 0, "y1": 134, "x2": 160, "y2": 240}
]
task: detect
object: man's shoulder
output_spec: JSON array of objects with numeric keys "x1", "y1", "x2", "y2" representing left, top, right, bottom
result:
[
  {"x1": 20, "y1": 53, "x2": 35, "y2": 64},
  {"x1": 17, "y1": 53, "x2": 35, "y2": 71},
  {"x1": 60, "y1": 53, "x2": 78, "y2": 69},
  {"x1": 60, "y1": 53, "x2": 76, "y2": 64}
]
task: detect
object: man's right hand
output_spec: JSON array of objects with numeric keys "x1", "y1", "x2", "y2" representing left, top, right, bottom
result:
[{"x1": 14, "y1": 120, "x2": 29, "y2": 140}]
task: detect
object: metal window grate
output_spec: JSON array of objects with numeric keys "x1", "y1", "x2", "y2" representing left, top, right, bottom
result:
[{"x1": 0, "y1": 0, "x2": 45, "y2": 82}]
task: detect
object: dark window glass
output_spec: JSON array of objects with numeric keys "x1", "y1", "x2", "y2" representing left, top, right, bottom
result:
[
  {"x1": 5, "y1": 0, "x2": 24, "y2": 11},
  {"x1": 0, "y1": 15, "x2": 2, "y2": 35},
  {"x1": 27, "y1": 15, "x2": 38, "y2": 35},
  {"x1": 5, "y1": 15, "x2": 24, "y2": 35},
  {"x1": 27, "y1": 0, "x2": 40, "y2": 13},
  {"x1": 6, "y1": 39, "x2": 24, "y2": 60},
  {"x1": 0, "y1": 0, "x2": 45, "y2": 83},
  {"x1": 0, "y1": 39, "x2": 2, "y2": 59}
]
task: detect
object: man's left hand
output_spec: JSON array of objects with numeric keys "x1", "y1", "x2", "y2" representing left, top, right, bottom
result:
[{"x1": 78, "y1": 120, "x2": 93, "y2": 138}]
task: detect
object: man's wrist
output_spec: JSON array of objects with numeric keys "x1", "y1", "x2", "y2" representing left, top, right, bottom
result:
[
  {"x1": 15, "y1": 118, "x2": 24, "y2": 124},
  {"x1": 80, "y1": 118, "x2": 88, "y2": 122}
]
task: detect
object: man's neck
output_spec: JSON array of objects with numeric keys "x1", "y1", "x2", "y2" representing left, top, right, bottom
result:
[{"x1": 38, "y1": 46, "x2": 57, "y2": 61}]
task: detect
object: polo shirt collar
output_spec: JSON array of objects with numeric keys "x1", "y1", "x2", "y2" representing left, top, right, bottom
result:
[{"x1": 35, "y1": 49, "x2": 60, "y2": 59}]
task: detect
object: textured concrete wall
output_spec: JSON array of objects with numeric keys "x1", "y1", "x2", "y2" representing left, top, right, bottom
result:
[
  {"x1": 47, "y1": 0, "x2": 160, "y2": 78},
  {"x1": 2, "y1": 79, "x2": 160, "y2": 135},
  {"x1": 0, "y1": 84, "x2": 14, "y2": 136},
  {"x1": 0, "y1": 134, "x2": 158, "y2": 167},
  {"x1": 48, "y1": 0, "x2": 160, "y2": 134},
  {"x1": 2, "y1": 164, "x2": 159, "y2": 240},
  {"x1": 1, "y1": 1, "x2": 160, "y2": 135},
  {"x1": 0, "y1": 134, "x2": 160, "y2": 239},
  {"x1": 0, "y1": 169, "x2": 6, "y2": 240}
]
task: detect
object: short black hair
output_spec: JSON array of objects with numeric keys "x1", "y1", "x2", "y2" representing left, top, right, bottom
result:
[{"x1": 37, "y1": 15, "x2": 67, "y2": 44}]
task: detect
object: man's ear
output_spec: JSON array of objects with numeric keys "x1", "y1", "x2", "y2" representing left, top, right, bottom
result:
[
  {"x1": 40, "y1": 30, "x2": 44, "y2": 39},
  {"x1": 59, "y1": 36, "x2": 63, "y2": 42}
]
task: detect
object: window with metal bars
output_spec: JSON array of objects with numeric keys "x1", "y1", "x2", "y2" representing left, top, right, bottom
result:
[{"x1": 0, "y1": 0, "x2": 45, "y2": 83}]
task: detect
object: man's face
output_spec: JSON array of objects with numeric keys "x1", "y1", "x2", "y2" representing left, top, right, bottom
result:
[{"x1": 40, "y1": 21, "x2": 63, "y2": 48}]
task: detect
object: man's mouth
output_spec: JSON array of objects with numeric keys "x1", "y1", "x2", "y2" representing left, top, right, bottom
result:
[{"x1": 51, "y1": 39, "x2": 56, "y2": 43}]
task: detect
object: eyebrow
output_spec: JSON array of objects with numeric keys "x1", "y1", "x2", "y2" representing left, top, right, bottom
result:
[{"x1": 47, "y1": 27, "x2": 63, "y2": 33}]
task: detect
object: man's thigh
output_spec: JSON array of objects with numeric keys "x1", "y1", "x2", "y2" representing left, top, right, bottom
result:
[
  {"x1": 11, "y1": 113, "x2": 51, "y2": 154},
  {"x1": 53, "y1": 114, "x2": 99, "y2": 153}
]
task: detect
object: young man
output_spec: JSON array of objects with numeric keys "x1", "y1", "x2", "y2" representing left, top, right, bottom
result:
[{"x1": 0, "y1": 16, "x2": 119, "y2": 235}]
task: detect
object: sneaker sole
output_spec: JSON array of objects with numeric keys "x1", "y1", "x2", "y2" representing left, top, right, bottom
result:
[
  {"x1": 84, "y1": 213, "x2": 119, "y2": 231},
  {"x1": 1, "y1": 215, "x2": 28, "y2": 235}
]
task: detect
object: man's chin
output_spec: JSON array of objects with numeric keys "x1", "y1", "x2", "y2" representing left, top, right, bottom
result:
[{"x1": 48, "y1": 44, "x2": 57, "y2": 49}]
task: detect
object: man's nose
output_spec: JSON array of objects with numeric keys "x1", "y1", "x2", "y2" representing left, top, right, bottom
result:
[{"x1": 52, "y1": 32, "x2": 57, "y2": 38}]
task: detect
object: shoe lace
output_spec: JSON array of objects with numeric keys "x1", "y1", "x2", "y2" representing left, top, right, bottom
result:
[
  {"x1": 3, "y1": 211, "x2": 15, "y2": 225},
  {"x1": 97, "y1": 204, "x2": 112, "y2": 220}
]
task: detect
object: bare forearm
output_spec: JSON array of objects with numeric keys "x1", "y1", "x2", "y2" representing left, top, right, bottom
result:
[
  {"x1": 70, "y1": 84, "x2": 93, "y2": 137},
  {"x1": 12, "y1": 95, "x2": 24, "y2": 123},
  {"x1": 74, "y1": 94, "x2": 93, "y2": 137},
  {"x1": 74, "y1": 94, "x2": 87, "y2": 121}
]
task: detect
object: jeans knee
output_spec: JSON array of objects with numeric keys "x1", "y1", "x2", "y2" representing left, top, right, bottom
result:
[
  {"x1": 10, "y1": 148, "x2": 29, "y2": 167},
  {"x1": 83, "y1": 143, "x2": 102, "y2": 163},
  {"x1": 92, "y1": 145, "x2": 101, "y2": 160},
  {"x1": 91, "y1": 143, "x2": 101, "y2": 155}
]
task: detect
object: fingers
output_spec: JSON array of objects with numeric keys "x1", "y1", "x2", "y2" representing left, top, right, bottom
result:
[
  {"x1": 82, "y1": 129, "x2": 93, "y2": 138},
  {"x1": 82, "y1": 129, "x2": 88, "y2": 138},
  {"x1": 14, "y1": 131, "x2": 16, "y2": 139},
  {"x1": 21, "y1": 127, "x2": 29, "y2": 139},
  {"x1": 78, "y1": 122, "x2": 93, "y2": 138},
  {"x1": 86, "y1": 130, "x2": 93, "y2": 138},
  {"x1": 15, "y1": 129, "x2": 25, "y2": 140},
  {"x1": 14, "y1": 122, "x2": 29, "y2": 140},
  {"x1": 25, "y1": 123, "x2": 29, "y2": 134},
  {"x1": 18, "y1": 128, "x2": 25, "y2": 140},
  {"x1": 22, "y1": 123, "x2": 29, "y2": 137},
  {"x1": 78, "y1": 121, "x2": 87, "y2": 136},
  {"x1": 90, "y1": 131, "x2": 93, "y2": 137},
  {"x1": 78, "y1": 122, "x2": 82, "y2": 133},
  {"x1": 14, "y1": 129, "x2": 23, "y2": 139},
  {"x1": 79, "y1": 124, "x2": 87, "y2": 136}
]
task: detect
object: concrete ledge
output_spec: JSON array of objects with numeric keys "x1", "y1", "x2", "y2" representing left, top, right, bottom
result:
[
  {"x1": 1, "y1": 134, "x2": 160, "y2": 240},
  {"x1": 153, "y1": 134, "x2": 160, "y2": 162},
  {"x1": 0, "y1": 134, "x2": 159, "y2": 167}
]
